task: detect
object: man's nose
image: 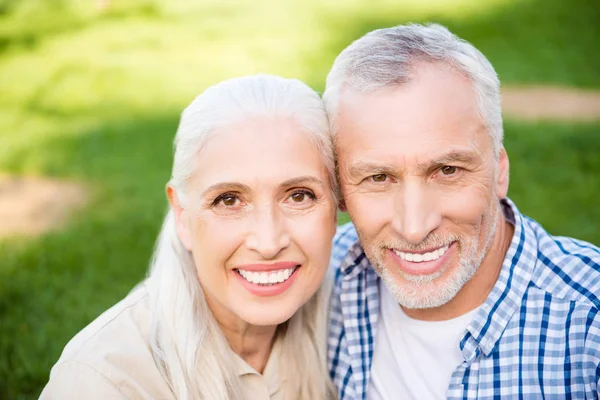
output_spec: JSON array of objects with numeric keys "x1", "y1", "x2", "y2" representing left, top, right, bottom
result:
[
  {"x1": 391, "y1": 180, "x2": 442, "y2": 245},
  {"x1": 245, "y1": 205, "x2": 291, "y2": 259}
]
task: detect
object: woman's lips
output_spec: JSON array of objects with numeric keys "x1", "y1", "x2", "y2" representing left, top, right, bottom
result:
[
  {"x1": 233, "y1": 262, "x2": 301, "y2": 297},
  {"x1": 234, "y1": 261, "x2": 299, "y2": 272}
]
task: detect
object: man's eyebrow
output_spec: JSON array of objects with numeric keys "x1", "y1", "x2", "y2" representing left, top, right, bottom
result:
[
  {"x1": 346, "y1": 162, "x2": 397, "y2": 179},
  {"x1": 431, "y1": 150, "x2": 480, "y2": 165},
  {"x1": 202, "y1": 182, "x2": 250, "y2": 196},
  {"x1": 346, "y1": 150, "x2": 481, "y2": 178},
  {"x1": 419, "y1": 149, "x2": 481, "y2": 173}
]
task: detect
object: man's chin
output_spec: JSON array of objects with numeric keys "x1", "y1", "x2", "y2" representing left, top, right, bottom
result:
[
  {"x1": 380, "y1": 263, "x2": 473, "y2": 310},
  {"x1": 387, "y1": 281, "x2": 459, "y2": 309}
]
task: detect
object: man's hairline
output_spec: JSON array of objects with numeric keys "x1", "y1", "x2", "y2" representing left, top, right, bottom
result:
[{"x1": 328, "y1": 59, "x2": 497, "y2": 149}]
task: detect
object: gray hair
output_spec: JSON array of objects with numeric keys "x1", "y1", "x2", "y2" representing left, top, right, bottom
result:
[
  {"x1": 172, "y1": 74, "x2": 338, "y2": 203},
  {"x1": 147, "y1": 74, "x2": 337, "y2": 399},
  {"x1": 323, "y1": 23, "x2": 503, "y2": 155}
]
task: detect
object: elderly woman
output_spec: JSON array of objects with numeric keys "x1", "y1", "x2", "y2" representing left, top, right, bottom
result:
[{"x1": 40, "y1": 75, "x2": 338, "y2": 399}]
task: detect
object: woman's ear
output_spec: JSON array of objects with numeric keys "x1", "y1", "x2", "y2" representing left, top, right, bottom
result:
[
  {"x1": 338, "y1": 197, "x2": 347, "y2": 212},
  {"x1": 167, "y1": 186, "x2": 193, "y2": 251}
]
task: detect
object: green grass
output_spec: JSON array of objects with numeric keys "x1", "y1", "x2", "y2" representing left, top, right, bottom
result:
[{"x1": 0, "y1": 0, "x2": 599, "y2": 398}]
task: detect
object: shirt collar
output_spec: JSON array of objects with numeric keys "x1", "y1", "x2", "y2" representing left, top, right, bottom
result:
[
  {"x1": 340, "y1": 235, "x2": 370, "y2": 278},
  {"x1": 232, "y1": 334, "x2": 283, "y2": 395},
  {"x1": 339, "y1": 198, "x2": 538, "y2": 357},
  {"x1": 465, "y1": 198, "x2": 538, "y2": 356}
]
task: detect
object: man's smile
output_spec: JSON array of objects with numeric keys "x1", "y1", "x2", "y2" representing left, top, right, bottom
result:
[{"x1": 392, "y1": 243, "x2": 451, "y2": 263}]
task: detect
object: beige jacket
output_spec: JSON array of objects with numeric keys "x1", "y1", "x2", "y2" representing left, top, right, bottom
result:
[{"x1": 39, "y1": 284, "x2": 283, "y2": 399}]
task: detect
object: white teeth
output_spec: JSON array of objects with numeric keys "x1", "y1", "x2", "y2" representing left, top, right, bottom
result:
[
  {"x1": 237, "y1": 267, "x2": 297, "y2": 285},
  {"x1": 394, "y1": 244, "x2": 450, "y2": 263}
]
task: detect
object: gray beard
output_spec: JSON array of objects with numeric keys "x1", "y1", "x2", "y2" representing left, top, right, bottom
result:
[{"x1": 365, "y1": 202, "x2": 500, "y2": 310}]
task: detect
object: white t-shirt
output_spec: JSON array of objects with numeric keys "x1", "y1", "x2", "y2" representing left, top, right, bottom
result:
[{"x1": 368, "y1": 282, "x2": 479, "y2": 400}]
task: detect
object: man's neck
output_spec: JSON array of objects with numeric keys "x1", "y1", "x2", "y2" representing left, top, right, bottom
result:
[{"x1": 402, "y1": 208, "x2": 515, "y2": 321}]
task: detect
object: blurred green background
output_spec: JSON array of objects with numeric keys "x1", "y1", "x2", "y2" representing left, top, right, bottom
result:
[{"x1": 0, "y1": 0, "x2": 599, "y2": 398}]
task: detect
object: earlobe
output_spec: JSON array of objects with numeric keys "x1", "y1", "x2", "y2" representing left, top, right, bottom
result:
[
  {"x1": 166, "y1": 186, "x2": 194, "y2": 251},
  {"x1": 496, "y1": 147, "x2": 510, "y2": 199}
]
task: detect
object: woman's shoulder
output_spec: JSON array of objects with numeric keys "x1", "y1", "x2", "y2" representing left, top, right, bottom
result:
[
  {"x1": 56, "y1": 283, "x2": 151, "y2": 362},
  {"x1": 41, "y1": 282, "x2": 174, "y2": 399}
]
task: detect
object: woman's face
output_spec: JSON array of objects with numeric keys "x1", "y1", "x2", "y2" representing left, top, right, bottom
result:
[{"x1": 170, "y1": 116, "x2": 337, "y2": 327}]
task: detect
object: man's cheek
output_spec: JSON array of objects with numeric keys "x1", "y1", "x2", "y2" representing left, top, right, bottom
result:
[
  {"x1": 440, "y1": 189, "x2": 491, "y2": 224},
  {"x1": 348, "y1": 197, "x2": 389, "y2": 231}
]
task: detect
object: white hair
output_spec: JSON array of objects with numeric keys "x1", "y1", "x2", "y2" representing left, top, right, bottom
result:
[
  {"x1": 146, "y1": 75, "x2": 337, "y2": 399},
  {"x1": 323, "y1": 23, "x2": 503, "y2": 155}
]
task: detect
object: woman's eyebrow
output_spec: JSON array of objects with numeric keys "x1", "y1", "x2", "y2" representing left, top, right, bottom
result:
[
  {"x1": 279, "y1": 176, "x2": 324, "y2": 190},
  {"x1": 202, "y1": 182, "x2": 250, "y2": 196}
]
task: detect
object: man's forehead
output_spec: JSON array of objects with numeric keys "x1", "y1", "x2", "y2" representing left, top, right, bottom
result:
[
  {"x1": 335, "y1": 114, "x2": 492, "y2": 174},
  {"x1": 336, "y1": 63, "x2": 481, "y2": 124},
  {"x1": 335, "y1": 75, "x2": 488, "y2": 159},
  {"x1": 335, "y1": 109, "x2": 488, "y2": 150}
]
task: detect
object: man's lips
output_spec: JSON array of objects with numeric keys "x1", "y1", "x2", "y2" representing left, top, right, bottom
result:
[
  {"x1": 388, "y1": 242, "x2": 456, "y2": 276},
  {"x1": 392, "y1": 243, "x2": 451, "y2": 263}
]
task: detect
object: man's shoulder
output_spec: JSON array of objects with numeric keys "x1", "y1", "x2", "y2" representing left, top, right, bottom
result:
[{"x1": 525, "y1": 216, "x2": 600, "y2": 309}]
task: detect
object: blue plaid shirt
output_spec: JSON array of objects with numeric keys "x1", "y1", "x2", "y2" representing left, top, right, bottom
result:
[{"x1": 328, "y1": 198, "x2": 600, "y2": 399}]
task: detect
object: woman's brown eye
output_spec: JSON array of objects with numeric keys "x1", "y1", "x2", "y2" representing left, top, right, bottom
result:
[
  {"x1": 291, "y1": 193, "x2": 306, "y2": 202},
  {"x1": 222, "y1": 196, "x2": 237, "y2": 206},
  {"x1": 441, "y1": 166, "x2": 457, "y2": 175},
  {"x1": 372, "y1": 174, "x2": 387, "y2": 182}
]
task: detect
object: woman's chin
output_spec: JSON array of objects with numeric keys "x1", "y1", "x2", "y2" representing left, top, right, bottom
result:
[{"x1": 238, "y1": 305, "x2": 299, "y2": 327}]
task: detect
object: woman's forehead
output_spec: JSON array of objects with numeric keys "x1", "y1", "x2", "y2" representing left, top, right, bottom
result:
[{"x1": 190, "y1": 117, "x2": 328, "y2": 190}]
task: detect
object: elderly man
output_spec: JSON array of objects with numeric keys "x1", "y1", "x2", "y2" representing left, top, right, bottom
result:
[{"x1": 324, "y1": 23, "x2": 600, "y2": 400}]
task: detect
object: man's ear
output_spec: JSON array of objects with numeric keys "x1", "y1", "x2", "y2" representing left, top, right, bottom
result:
[
  {"x1": 167, "y1": 186, "x2": 193, "y2": 251},
  {"x1": 496, "y1": 146, "x2": 510, "y2": 199}
]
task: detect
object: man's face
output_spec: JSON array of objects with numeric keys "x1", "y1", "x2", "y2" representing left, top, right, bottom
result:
[{"x1": 335, "y1": 62, "x2": 509, "y2": 309}]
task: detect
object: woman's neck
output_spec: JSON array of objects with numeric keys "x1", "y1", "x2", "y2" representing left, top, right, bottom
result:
[
  {"x1": 220, "y1": 321, "x2": 277, "y2": 374},
  {"x1": 204, "y1": 295, "x2": 278, "y2": 373}
]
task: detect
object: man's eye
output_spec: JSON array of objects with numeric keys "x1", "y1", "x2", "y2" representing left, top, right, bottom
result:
[
  {"x1": 440, "y1": 166, "x2": 457, "y2": 175},
  {"x1": 371, "y1": 174, "x2": 387, "y2": 182}
]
